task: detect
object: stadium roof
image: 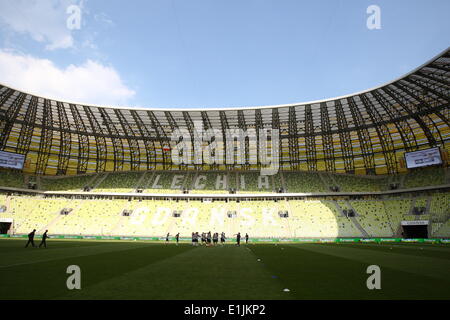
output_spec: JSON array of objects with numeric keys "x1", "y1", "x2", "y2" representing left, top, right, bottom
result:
[{"x1": 0, "y1": 48, "x2": 449, "y2": 175}]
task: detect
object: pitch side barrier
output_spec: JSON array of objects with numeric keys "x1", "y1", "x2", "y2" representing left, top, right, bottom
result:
[
  {"x1": 0, "y1": 184, "x2": 449, "y2": 200},
  {"x1": 1, "y1": 234, "x2": 448, "y2": 243}
]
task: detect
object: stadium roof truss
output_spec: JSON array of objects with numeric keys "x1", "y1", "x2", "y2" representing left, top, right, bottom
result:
[{"x1": 0, "y1": 48, "x2": 449, "y2": 176}]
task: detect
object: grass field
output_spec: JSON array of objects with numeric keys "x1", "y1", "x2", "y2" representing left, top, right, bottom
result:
[{"x1": 0, "y1": 239, "x2": 449, "y2": 300}]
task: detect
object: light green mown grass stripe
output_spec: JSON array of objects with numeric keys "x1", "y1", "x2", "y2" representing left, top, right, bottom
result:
[
  {"x1": 251, "y1": 244, "x2": 450, "y2": 300},
  {"x1": 60, "y1": 245, "x2": 292, "y2": 300},
  {"x1": 293, "y1": 243, "x2": 450, "y2": 281},
  {"x1": 0, "y1": 243, "x2": 193, "y2": 300}
]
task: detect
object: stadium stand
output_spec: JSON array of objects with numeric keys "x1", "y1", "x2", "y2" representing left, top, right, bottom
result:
[
  {"x1": 41, "y1": 174, "x2": 94, "y2": 192},
  {"x1": 237, "y1": 172, "x2": 283, "y2": 193},
  {"x1": 2, "y1": 193, "x2": 446, "y2": 238},
  {"x1": 1, "y1": 168, "x2": 449, "y2": 194},
  {"x1": 284, "y1": 172, "x2": 328, "y2": 193},
  {"x1": 144, "y1": 171, "x2": 185, "y2": 194},
  {"x1": 50, "y1": 199, "x2": 127, "y2": 235},
  {"x1": 1, "y1": 196, "x2": 74, "y2": 234},
  {"x1": 434, "y1": 220, "x2": 450, "y2": 238},
  {"x1": 93, "y1": 171, "x2": 142, "y2": 193},
  {"x1": 188, "y1": 172, "x2": 229, "y2": 194},
  {"x1": 333, "y1": 174, "x2": 386, "y2": 192},
  {"x1": 403, "y1": 167, "x2": 446, "y2": 189},
  {"x1": 350, "y1": 201, "x2": 394, "y2": 237},
  {"x1": 429, "y1": 193, "x2": 450, "y2": 236},
  {"x1": 0, "y1": 170, "x2": 24, "y2": 189}
]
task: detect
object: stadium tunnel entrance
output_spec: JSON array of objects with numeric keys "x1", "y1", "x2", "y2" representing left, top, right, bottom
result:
[
  {"x1": 0, "y1": 222, "x2": 12, "y2": 234},
  {"x1": 401, "y1": 224, "x2": 428, "y2": 239}
]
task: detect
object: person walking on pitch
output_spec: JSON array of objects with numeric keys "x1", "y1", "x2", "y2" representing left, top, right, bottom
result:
[
  {"x1": 207, "y1": 231, "x2": 212, "y2": 247},
  {"x1": 194, "y1": 232, "x2": 200, "y2": 246},
  {"x1": 213, "y1": 232, "x2": 218, "y2": 246},
  {"x1": 235, "y1": 232, "x2": 241, "y2": 246},
  {"x1": 25, "y1": 229, "x2": 36, "y2": 248},
  {"x1": 39, "y1": 230, "x2": 50, "y2": 248}
]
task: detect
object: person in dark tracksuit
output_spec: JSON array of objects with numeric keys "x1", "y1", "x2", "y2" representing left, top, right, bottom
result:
[
  {"x1": 207, "y1": 231, "x2": 212, "y2": 246},
  {"x1": 25, "y1": 229, "x2": 36, "y2": 248},
  {"x1": 39, "y1": 230, "x2": 50, "y2": 248},
  {"x1": 194, "y1": 232, "x2": 200, "y2": 246},
  {"x1": 220, "y1": 232, "x2": 226, "y2": 245},
  {"x1": 235, "y1": 232, "x2": 241, "y2": 246},
  {"x1": 245, "y1": 233, "x2": 249, "y2": 244},
  {"x1": 175, "y1": 233, "x2": 180, "y2": 245},
  {"x1": 201, "y1": 233, "x2": 206, "y2": 245}
]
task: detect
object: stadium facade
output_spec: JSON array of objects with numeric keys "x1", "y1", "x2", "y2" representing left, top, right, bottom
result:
[{"x1": 0, "y1": 49, "x2": 449, "y2": 177}]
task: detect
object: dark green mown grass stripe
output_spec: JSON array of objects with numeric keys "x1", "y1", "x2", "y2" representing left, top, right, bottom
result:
[
  {"x1": 294, "y1": 243, "x2": 450, "y2": 281},
  {"x1": 326, "y1": 243, "x2": 450, "y2": 260},
  {"x1": 0, "y1": 242, "x2": 193, "y2": 300},
  {"x1": 250, "y1": 244, "x2": 450, "y2": 299},
  {"x1": 298, "y1": 243, "x2": 450, "y2": 299},
  {"x1": 250, "y1": 244, "x2": 376, "y2": 299},
  {"x1": 60, "y1": 245, "x2": 292, "y2": 300}
]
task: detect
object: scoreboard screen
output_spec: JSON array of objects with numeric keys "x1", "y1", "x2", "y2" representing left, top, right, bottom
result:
[
  {"x1": 0, "y1": 151, "x2": 25, "y2": 170},
  {"x1": 404, "y1": 147, "x2": 442, "y2": 169}
]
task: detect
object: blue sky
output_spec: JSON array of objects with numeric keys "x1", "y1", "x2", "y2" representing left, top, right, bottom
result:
[{"x1": 0, "y1": 0, "x2": 449, "y2": 108}]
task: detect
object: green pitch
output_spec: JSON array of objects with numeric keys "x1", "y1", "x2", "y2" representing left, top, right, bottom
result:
[{"x1": 0, "y1": 239, "x2": 449, "y2": 300}]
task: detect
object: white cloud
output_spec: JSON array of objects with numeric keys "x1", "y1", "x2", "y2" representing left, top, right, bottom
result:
[
  {"x1": 0, "y1": 0, "x2": 79, "y2": 50},
  {"x1": 0, "y1": 50, "x2": 136, "y2": 106}
]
